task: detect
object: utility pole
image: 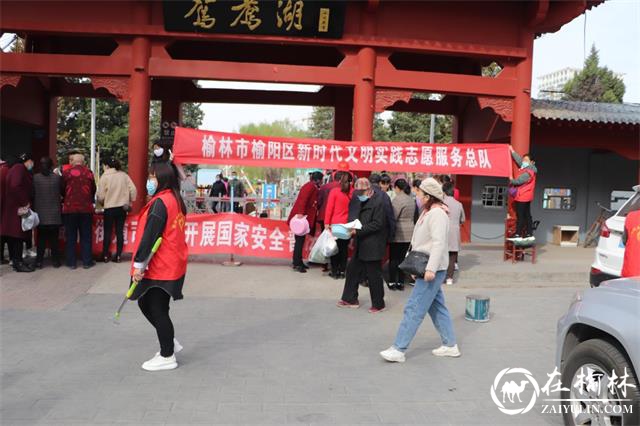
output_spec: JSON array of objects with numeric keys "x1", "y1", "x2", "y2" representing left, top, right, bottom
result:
[{"x1": 90, "y1": 98, "x2": 96, "y2": 173}]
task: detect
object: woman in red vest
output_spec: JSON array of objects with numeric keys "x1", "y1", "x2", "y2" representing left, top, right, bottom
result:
[
  {"x1": 508, "y1": 146, "x2": 537, "y2": 242},
  {"x1": 621, "y1": 209, "x2": 640, "y2": 278},
  {"x1": 130, "y1": 161, "x2": 188, "y2": 371}
]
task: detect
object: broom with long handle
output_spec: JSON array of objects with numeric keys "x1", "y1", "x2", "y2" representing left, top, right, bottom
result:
[{"x1": 113, "y1": 237, "x2": 162, "y2": 324}]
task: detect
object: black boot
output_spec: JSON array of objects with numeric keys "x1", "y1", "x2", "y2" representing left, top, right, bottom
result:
[{"x1": 13, "y1": 262, "x2": 34, "y2": 273}]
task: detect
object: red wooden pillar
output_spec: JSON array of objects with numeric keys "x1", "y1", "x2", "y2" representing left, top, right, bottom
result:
[
  {"x1": 128, "y1": 36, "x2": 151, "y2": 213},
  {"x1": 511, "y1": 31, "x2": 534, "y2": 155},
  {"x1": 334, "y1": 88, "x2": 353, "y2": 141},
  {"x1": 352, "y1": 47, "x2": 376, "y2": 142}
]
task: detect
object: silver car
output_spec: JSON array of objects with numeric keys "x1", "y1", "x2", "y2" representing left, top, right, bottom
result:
[{"x1": 556, "y1": 277, "x2": 640, "y2": 425}]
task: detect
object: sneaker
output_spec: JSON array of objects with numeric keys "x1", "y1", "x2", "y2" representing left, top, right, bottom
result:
[
  {"x1": 142, "y1": 353, "x2": 178, "y2": 371},
  {"x1": 432, "y1": 344, "x2": 461, "y2": 358},
  {"x1": 368, "y1": 306, "x2": 386, "y2": 314},
  {"x1": 386, "y1": 282, "x2": 396, "y2": 291},
  {"x1": 454, "y1": 263, "x2": 459, "y2": 271},
  {"x1": 336, "y1": 300, "x2": 359, "y2": 309},
  {"x1": 380, "y1": 346, "x2": 405, "y2": 363},
  {"x1": 507, "y1": 235, "x2": 522, "y2": 241},
  {"x1": 445, "y1": 278, "x2": 454, "y2": 286}
]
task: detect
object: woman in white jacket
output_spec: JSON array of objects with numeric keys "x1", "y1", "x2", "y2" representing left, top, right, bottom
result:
[{"x1": 380, "y1": 178, "x2": 460, "y2": 363}]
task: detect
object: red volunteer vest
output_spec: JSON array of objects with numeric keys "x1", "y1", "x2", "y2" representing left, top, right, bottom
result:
[
  {"x1": 515, "y1": 168, "x2": 536, "y2": 202},
  {"x1": 621, "y1": 210, "x2": 640, "y2": 278},
  {"x1": 131, "y1": 190, "x2": 188, "y2": 281}
]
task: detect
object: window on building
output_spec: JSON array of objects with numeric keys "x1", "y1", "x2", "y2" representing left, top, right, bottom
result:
[
  {"x1": 617, "y1": 192, "x2": 640, "y2": 217},
  {"x1": 543, "y1": 188, "x2": 576, "y2": 210},
  {"x1": 482, "y1": 185, "x2": 507, "y2": 208}
]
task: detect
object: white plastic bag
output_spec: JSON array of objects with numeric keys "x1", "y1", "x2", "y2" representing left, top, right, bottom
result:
[
  {"x1": 322, "y1": 233, "x2": 339, "y2": 257},
  {"x1": 309, "y1": 229, "x2": 336, "y2": 263},
  {"x1": 21, "y1": 209, "x2": 39, "y2": 231}
]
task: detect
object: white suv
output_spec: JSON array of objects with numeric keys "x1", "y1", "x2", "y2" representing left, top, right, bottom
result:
[{"x1": 590, "y1": 185, "x2": 640, "y2": 287}]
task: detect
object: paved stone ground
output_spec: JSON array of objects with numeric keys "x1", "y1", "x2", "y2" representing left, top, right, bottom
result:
[{"x1": 1, "y1": 245, "x2": 593, "y2": 425}]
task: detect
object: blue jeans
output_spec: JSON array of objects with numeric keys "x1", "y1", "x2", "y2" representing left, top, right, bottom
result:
[
  {"x1": 64, "y1": 213, "x2": 93, "y2": 267},
  {"x1": 393, "y1": 270, "x2": 456, "y2": 351}
]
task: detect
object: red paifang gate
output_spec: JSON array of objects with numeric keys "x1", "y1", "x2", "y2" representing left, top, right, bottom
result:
[{"x1": 0, "y1": 0, "x2": 600, "y2": 242}]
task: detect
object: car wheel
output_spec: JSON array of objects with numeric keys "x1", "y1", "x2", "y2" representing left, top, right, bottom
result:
[{"x1": 561, "y1": 339, "x2": 639, "y2": 426}]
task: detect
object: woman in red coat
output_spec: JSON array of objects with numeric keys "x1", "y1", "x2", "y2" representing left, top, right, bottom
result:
[
  {"x1": 287, "y1": 171, "x2": 323, "y2": 273},
  {"x1": 325, "y1": 173, "x2": 353, "y2": 279},
  {"x1": 1, "y1": 154, "x2": 34, "y2": 272}
]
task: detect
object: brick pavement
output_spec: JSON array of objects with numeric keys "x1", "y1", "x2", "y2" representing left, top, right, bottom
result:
[{"x1": 1, "y1": 247, "x2": 591, "y2": 425}]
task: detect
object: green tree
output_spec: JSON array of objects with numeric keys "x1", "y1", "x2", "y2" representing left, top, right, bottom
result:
[
  {"x1": 308, "y1": 106, "x2": 390, "y2": 141},
  {"x1": 563, "y1": 44, "x2": 625, "y2": 103},
  {"x1": 238, "y1": 119, "x2": 306, "y2": 183},
  {"x1": 58, "y1": 98, "x2": 204, "y2": 171},
  {"x1": 308, "y1": 106, "x2": 334, "y2": 139},
  {"x1": 386, "y1": 94, "x2": 452, "y2": 143},
  {"x1": 57, "y1": 97, "x2": 129, "y2": 169}
]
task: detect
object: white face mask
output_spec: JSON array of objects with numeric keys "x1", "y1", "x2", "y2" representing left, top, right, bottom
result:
[{"x1": 153, "y1": 147, "x2": 164, "y2": 157}]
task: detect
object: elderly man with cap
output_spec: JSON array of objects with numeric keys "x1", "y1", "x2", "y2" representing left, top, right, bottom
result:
[
  {"x1": 337, "y1": 177, "x2": 388, "y2": 313},
  {"x1": 1, "y1": 153, "x2": 35, "y2": 272},
  {"x1": 380, "y1": 178, "x2": 460, "y2": 363}
]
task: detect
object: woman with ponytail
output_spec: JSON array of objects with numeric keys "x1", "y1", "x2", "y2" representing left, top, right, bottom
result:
[
  {"x1": 324, "y1": 172, "x2": 353, "y2": 279},
  {"x1": 129, "y1": 161, "x2": 188, "y2": 371}
]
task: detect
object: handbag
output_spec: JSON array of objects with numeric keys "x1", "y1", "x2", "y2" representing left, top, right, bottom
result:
[{"x1": 398, "y1": 249, "x2": 430, "y2": 277}]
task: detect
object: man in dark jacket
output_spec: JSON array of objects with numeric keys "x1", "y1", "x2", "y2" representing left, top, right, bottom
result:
[
  {"x1": 370, "y1": 173, "x2": 396, "y2": 240},
  {"x1": 62, "y1": 154, "x2": 96, "y2": 269},
  {"x1": 229, "y1": 171, "x2": 246, "y2": 213},
  {"x1": 338, "y1": 178, "x2": 388, "y2": 313},
  {"x1": 209, "y1": 174, "x2": 227, "y2": 213},
  {"x1": 1, "y1": 153, "x2": 35, "y2": 272},
  {"x1": 33, "y1": 157, "x2": 62, "y2": 268},
  {"x1": 287, "y1": 171, "x2": 323, "y2": 273}
]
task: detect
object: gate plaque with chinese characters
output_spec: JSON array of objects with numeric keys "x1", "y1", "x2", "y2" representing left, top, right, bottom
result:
[{"x1": 163, "y1": 0, "x2": 346, "y2": 38}]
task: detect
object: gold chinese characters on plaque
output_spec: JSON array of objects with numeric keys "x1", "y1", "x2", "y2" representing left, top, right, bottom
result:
[
  {"x1": 276, "y1": 0, "x2": 303, "y2": 32},
  {"x1": 318, "y1": 7, "x2": 330, "y2": 33},
  {"x1": 184, "y1": 0, "x2": 217, "y2": 29}
]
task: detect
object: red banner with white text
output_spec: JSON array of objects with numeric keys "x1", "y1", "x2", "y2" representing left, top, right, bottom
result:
[
  {"x1": 172, "y1": 127, "x2": 512, "y2": 177},
  {"x1": 94, "y1": 213, "x2": 306, "y2": 260}
]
